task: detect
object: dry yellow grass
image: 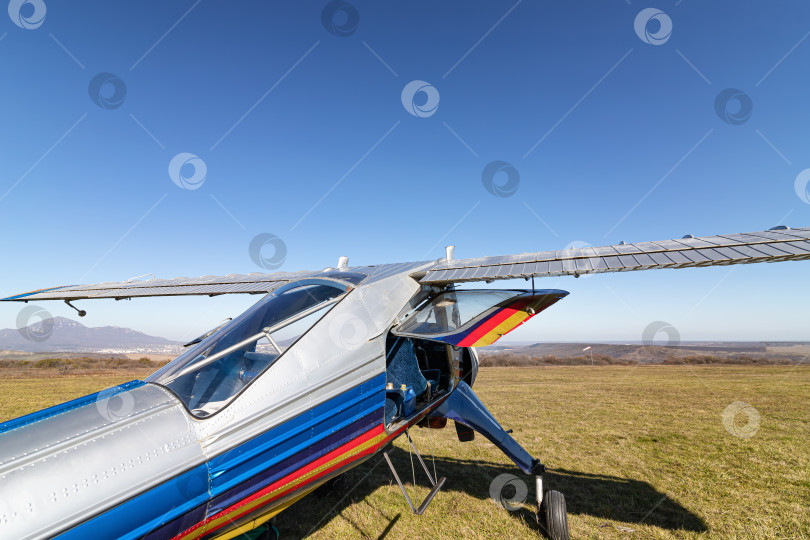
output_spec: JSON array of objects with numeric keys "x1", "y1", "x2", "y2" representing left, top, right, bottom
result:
[
  {"x1": 0, "y1": 369, "x2": 154, "y2": 421},
  {"x1": 1, "y1": 365, "x2": 807, "y2": 539}
]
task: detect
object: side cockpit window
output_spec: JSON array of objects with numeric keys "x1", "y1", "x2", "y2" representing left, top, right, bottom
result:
[{"x1": 147, "y1": 281, "x2": 347, "y2": 418}]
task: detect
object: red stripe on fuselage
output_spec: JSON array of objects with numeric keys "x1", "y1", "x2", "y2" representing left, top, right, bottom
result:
[
  {"x1": 175, "y1": 422, "x2": 403, "y2": 539},
  {"x1": 456, "y1": 299, "x2": 529, "y2": 347}
]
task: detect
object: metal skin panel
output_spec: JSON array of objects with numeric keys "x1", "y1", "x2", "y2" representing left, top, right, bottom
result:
[
  {"x1": 420, "y1": 227, "x2": 810, "y2": 284},
  {"x1": 0, "y1": 384, "x2": 204, "y2": 539},
  {"x1": 188, "y1": 269, "x2": 424, "y2": 460},
  {"x1": 0, "y1": 266, "x2": 429, "y2": 539},
  {"x1": 61, "y1": 379, "x2": 387, "y2": 540}
]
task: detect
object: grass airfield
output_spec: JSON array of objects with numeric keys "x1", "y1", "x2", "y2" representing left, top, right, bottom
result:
[{"x1": 1, "y1": 365, "x2": 807, "y2": 539}]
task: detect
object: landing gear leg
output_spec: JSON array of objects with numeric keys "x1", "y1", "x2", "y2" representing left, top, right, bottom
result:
[
  {"x1": 432, "y1": 383, "x2": 570, "y2": 538},
  {"x1": 536, "y1": 474, "x2": 570, "y2": 540}
]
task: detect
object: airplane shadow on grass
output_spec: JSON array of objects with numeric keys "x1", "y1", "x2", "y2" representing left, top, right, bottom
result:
[{"x1": 273, "y1": 446, "x2": 707, "y2": 538}]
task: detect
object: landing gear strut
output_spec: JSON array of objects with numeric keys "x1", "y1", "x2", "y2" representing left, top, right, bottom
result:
[
  {"x1": 431, "y1": 382, "x2": 570, "y2": 537},
  {"x1": 535, "y1": 475, "x2": 570, "y2": 540}
]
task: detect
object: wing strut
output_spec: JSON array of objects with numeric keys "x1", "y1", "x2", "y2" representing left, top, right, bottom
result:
[{"x1": 64, "y1": 300, "x2": 86, "y2": 318}]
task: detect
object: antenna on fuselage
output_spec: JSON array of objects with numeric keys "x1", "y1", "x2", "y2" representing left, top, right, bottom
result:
[{"x1": 337, "y1": 256, "x2": 349, "y2": 270}]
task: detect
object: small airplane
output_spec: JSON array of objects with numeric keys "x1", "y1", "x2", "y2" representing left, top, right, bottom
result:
[{"x1": 1, "y1": 225, "x2": 808, "y2": 540}]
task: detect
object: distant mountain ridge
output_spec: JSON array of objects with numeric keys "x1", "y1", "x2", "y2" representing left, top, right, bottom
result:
[{"x1": 0, "y1": 316, "x2": 182, "y2": 353}]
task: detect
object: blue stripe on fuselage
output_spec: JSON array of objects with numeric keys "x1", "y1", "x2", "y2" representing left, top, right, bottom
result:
[
  {"x1": 0, "y1": 380, "x2": 144, "y2": 436},
  {"x1": 58, "y1": 374, "x2": 386, "y2": 540},
  {"x1": 142, "y1": 408, "x2": 382, "y2": 539},
  {"x1": 207, "y1": 373, "x2": 385, "y2": 503},
  {"x1": 207, "y1": 402, "x2": 382, "y2": 516}
]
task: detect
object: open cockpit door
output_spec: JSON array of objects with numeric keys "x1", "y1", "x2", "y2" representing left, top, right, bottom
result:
[{"x1": 392, "y1": 289, "x2": 568, "y2": 347}]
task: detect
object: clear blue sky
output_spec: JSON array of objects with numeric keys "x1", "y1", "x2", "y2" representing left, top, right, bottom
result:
[{"x1": 1, "y1": 1, "x2": 808, "y2": 342}]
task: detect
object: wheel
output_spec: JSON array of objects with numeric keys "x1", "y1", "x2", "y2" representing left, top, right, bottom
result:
[{"x1": 538, "y1": 490, "x2": 570, "y2": 540}]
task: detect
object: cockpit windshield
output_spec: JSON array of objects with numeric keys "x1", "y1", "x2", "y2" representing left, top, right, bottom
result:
[{"x1": 147, "y1": 279, "x2": 348, "y2": 418}]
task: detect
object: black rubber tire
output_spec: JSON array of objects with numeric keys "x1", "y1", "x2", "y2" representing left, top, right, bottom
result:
[{"x1": 539, "y1": 490, "x2": 570, "y2": 540}]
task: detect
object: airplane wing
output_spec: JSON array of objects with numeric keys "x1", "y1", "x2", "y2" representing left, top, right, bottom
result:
[
  {"x1": 0, "y1": 271, "x2": 315, "y2": 302},
  {"x1": 3, "y1": 227, "x2": 808, "y2": 302},
  {"x1": 418, "y1": 226, "x2": 810, "y2": 284},
  {"x1": 0, "y1": 262, "x2": 429, "y2": 302}
]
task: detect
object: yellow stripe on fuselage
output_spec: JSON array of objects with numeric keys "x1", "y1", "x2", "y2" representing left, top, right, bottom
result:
[
  {"x1": 471, "y1": 310, "x2": 530, "y2": 347},
  {"x1": 209, "y1": 490, "x2": 309, "y2": 540},
  {"x1": 181, "y1": 430, "x2": 389, "y2": 539}
]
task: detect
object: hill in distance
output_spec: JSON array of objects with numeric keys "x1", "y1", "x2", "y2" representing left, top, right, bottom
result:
[{"x1": 0, "y1": 317, "x2": 182, "y2": 354}]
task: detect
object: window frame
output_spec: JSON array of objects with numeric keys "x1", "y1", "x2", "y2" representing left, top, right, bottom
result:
[
  {"x1": 147, "y1": 277, "x2": 354, "y2": 419},
  {"x1": 392, "y1": 289, "x2": 528, "y2": 340}
]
